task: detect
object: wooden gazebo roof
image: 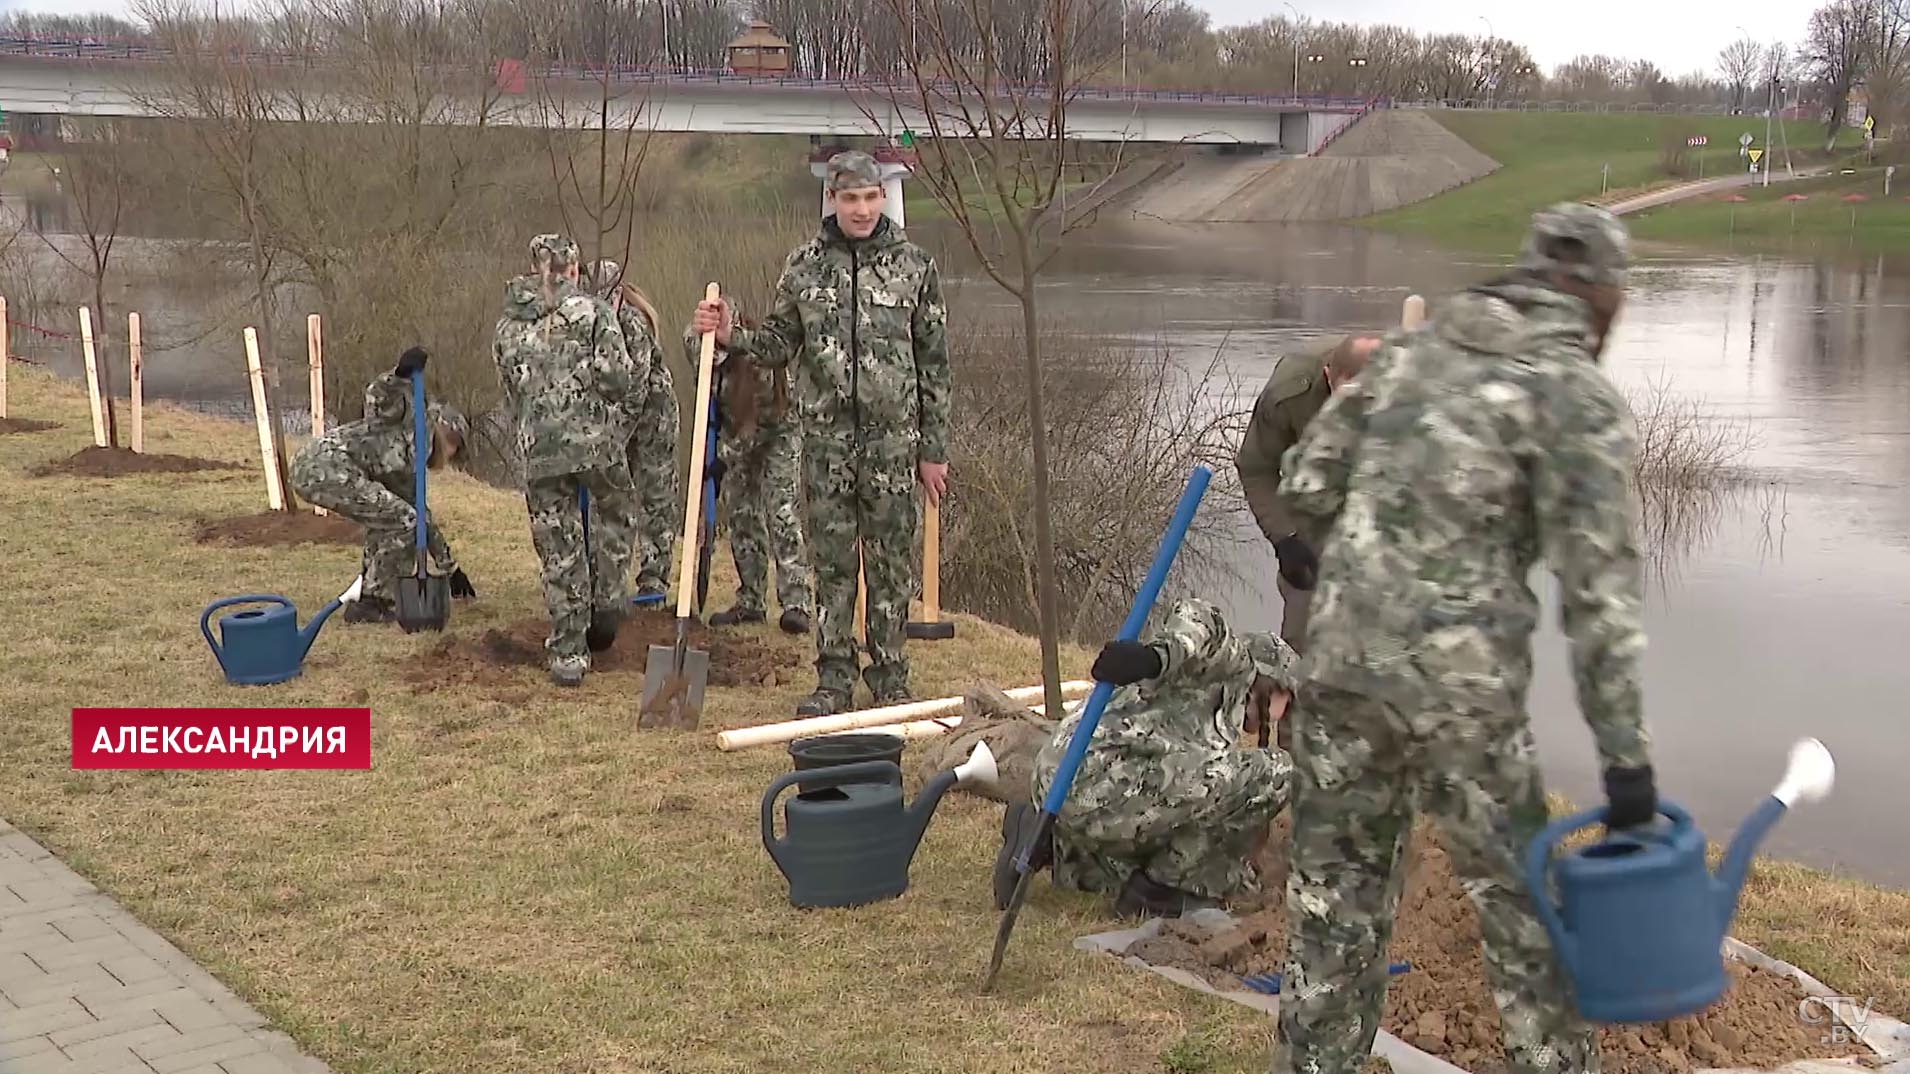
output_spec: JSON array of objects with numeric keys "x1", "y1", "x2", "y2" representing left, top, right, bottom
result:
[{"x1": 728, "y1": 20, "x2": 792, "y2": 51}]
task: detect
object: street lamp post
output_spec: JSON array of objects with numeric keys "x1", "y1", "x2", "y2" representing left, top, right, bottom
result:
[{"x1": 1284, "y1": 2, "x2": 1301, "y2": 96}]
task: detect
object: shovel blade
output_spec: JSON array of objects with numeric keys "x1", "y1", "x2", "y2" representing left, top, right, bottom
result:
[
  {"x1": 396, "y1": 575, "x2": 450, "y2": 633},
  {"x1": 639, "y1": 643, "x2": 708, "y2": 729}
]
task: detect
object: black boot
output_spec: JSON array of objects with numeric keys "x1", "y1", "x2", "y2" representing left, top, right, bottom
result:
[
  {"x1": 586, "y1": 606, "x2": 623, "y2": 653},
  {"x1": 343, "y1": 597, "x2": 395, "y2": 624},
  {"x1": 1114, "y1": 871, "x2": 1221, "y2": 920},
  {"x1": 778, "y1": 607, "x2": 813, "y2": 635},
  {"x1": 710, "y1": 606, "x2": 766, "y2": 627},
  {"x1": 993, "y1": 802, "x2": 1052, "y2": 911}
]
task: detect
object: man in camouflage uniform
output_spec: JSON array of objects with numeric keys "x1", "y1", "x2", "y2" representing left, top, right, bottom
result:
[
  {"x1": 1234, "y1": 333, "x2": 1381, "y2": 651},
  {"x1": 692, "y1": 150, "x2": 952, "y2": 716},
  {"x1": 1270, "y1": 204, "x2": 1660, "y2": 1074},
  {"x1": 493, "y1": 234, "x2": 648, "y2": 687},
  {"x1": 289, "y1": 347, "x2": 476, "y2": 624},
  {"x1": 584, "y1": 258, "x2": 680, "y2": 602},
  {"x1": 687, "y1": 318, "x2": 815, "y2": 634},
  {"x1": 999, "y1": 598, "x2": 1300, "y2": 918}
]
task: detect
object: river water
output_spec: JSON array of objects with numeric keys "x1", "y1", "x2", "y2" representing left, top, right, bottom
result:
[
  {"x1": 13, "y1": 208, "x2": 1908, "y2": 886},
  {"x1": 937, "y1": 217, "x2": 1910, "y2": 888}
]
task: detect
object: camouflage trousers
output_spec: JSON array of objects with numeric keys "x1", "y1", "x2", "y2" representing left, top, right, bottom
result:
[
  {"x1": 1271, "y1": 682, "x2": 1599, "y2": 1074},
  {"x1": 719, "y1": 417, "x2": 811, "y2": 616},
  {"x1": 1038, "y1": 749, "x2": 1293, "y2": 900},
  {"x1": 629, "y1": 368, "x2": 679, "y2": 593},
  {"x1": 524, "y1": 463, "x2": 640, "y2": 664},
  {"x1": 288, "y1": 463, "x2": 456, "y2": 604},
  {"x1": 802, "y1": 434, "x2": 918, "y2": 700}
]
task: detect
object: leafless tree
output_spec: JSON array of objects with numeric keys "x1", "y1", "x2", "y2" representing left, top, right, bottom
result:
[
  {"x1": 1719, "y1": 37, "x2": 1763, "y2": 111},
  {"x1": 1807, "y1": 0, "x2": 1871, "y2": 144},
  {"x1": 35, "y1": 122, "x2": 142, "y2": 449}
]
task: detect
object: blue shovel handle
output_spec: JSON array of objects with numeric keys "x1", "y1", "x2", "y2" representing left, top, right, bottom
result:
[
  {"x1": 1240, "y1": 961, "x2": 1412, "y2": 996},
  {"x1": 412, "y1": 374, "x2": 428, "y2": 560},
  {"x1": 1017, "y1": 465, "x2": 1211, "y2": 873}
]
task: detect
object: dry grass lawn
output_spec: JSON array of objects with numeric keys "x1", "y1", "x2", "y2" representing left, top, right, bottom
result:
[{"x1": 0, "y1": 367, "x2": 1903, "y2": 1074}]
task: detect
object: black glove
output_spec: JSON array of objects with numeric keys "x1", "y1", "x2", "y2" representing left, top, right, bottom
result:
[
  {"x1": 1273, "y1": 533, "x2": 1318, "y2": 591},
  {"x1": 1602, "y1": 765, "x2": 1657, "y2": 829},
  {"x1": 1091, "y1": 641, "x2": 1163, "y2": 687},
  {"x1": 706, "y1": 457, "x2": 727, "y2": 486},
  {"x1": 395, "y1": 346, "x2": 430, "y2": 379},
  {"x1": 448, "y1": 568, "x2": 476, "y2": 600}
]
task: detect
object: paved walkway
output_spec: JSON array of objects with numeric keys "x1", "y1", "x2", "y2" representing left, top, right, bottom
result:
[
  {"x1": 1604, "y1": 166, "x2": 1828, "y2": 215},
  {"x1": 1, "y1": 818, "x2": 335, "y2": 1074}
]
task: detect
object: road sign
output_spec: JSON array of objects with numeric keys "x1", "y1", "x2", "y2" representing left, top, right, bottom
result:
[
  {"x1": 1864, "y1": 115, "x2": 1875, "y2": 134},
  {"x1": 1688, "y1": 135, "x2": 1709, "y2": 147},
  {"x1": 1748, "y1": 148, "x2": 1764, "y2": 164},
  {"x1": 1740, "y1": 132, "x2": 1754, "y2": 146}
]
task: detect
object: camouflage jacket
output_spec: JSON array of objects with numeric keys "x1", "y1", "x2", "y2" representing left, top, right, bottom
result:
[
  {"x1": 492, "y1": 275, "x2": 643, "y2": 482},
  {"x1": 1033, "y1": 599, "x2": 1278, "y2": 809},
  {"x1": 608, "y1": 297, "x2": 665, "y2": 411},
  {"x1": 1278, "y1": 276, "x2": 1651, "y2": 771},
  {"x1": 1236, "y1": 345, "x2": 1332, "y2": 546},
  {"x1": 314, "y1": 372, "x2": 428, "y2": 498},
  {"x1": 727, "y1": 215, "x2": 952, "y2": 462}
]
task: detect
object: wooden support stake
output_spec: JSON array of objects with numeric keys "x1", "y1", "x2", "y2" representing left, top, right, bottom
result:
[
  {"x1": 244, "y1": 327, "x2": 285, "y2": 510},
  {"x1": 855, "y1": 544, "x2": 867, "y2": 642},
  {"x1": 714, "y1": 680, "x2": 1095, "y2": 751},
  {"x1": 1402, "y1": 294, "x2": 1426, "y2": 330},
  {"x1": 80, "y1": 307, "x2": 105, "y2": 447},
  {"x1": 307, "y1": 314, "x2": 327, "y2": 515},
  {"x1": 129, "y1": 312, "x2": 143, "y2": 453},
  {"x1": 1, "y1": 296, "x2": 9, "y2": 419}
]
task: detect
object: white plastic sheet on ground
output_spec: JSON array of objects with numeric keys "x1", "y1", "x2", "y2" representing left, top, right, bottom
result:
[{"x1": 1076, "y1": 910, "x2": 1910, "y2": 1074}]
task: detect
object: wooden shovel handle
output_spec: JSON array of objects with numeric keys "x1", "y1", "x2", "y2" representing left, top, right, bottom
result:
[{"x1": 675, "y1": 283, "x2": 721, "y2": 620}]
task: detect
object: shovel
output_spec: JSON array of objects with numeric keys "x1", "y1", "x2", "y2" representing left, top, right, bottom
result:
[
  {"x1": 396, "y1": 373, "x2": 449, "y2": 633},
  {"x1": 693, "y1": 388, "x2": 722, "y2": 615},
  {"x1": 639, "y1": 282, "x2": 721, "y2": 730},
  {"x1": 981, "y1": 464, "x2": 1212, "y2": 992}
]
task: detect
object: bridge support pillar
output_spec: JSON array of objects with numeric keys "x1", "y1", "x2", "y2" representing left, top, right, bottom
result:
[{"x1": 811, "y1": 145, "x2": 917, "y2": 228}]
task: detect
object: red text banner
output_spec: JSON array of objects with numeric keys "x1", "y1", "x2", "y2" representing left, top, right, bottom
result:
[{"x1": 71, "y1": 708, "x2": 373, "y2": 769}]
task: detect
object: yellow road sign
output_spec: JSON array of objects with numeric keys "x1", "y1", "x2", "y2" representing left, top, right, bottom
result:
[
  {"x1": 1748, "y1": 148, "x2": 1765, "y2": 164},
  {"x1": 1865, "y1": 115, "x2": 1876, "y2": 133}
]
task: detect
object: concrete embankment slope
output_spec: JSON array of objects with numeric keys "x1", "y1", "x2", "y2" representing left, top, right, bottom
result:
[{"x1": 1121, "y1": 110, "x2": 1501, "y2": 223}]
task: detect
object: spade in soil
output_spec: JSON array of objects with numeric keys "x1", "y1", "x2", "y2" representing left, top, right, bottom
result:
[{"x1": 396, "y1": 372, "x2": 449, "y2": 633}]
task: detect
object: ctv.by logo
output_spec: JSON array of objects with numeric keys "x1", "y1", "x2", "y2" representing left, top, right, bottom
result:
[{"x1": 1797, "y1": 995, "x2": 1877, "y2": 1046}]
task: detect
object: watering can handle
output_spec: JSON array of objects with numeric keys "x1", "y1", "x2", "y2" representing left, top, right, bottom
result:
[
  {"x1": 199, "y1": 595, "x2": 292, "y2": 666},
  {"x1": 1524, "y1": 800, "x2": 1695, "y2": 975},
  {"x1": 759, "y1": 761, "x2": 904, "y2": 872}
]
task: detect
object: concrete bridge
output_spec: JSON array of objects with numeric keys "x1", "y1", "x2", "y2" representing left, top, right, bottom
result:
[{"x1": 0, "y1": 35, "x2": 1366, "y2": 152}]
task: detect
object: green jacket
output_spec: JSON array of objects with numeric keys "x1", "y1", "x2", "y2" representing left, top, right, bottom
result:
[
  {"x1": 727, "y1": 215, "x2": 952, "y2": 463},
  {"x1": 1235, "y1": 346, "x2": 1331, "y2": 547}
]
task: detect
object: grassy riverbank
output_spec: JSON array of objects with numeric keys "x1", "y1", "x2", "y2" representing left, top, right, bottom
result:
[
  {"x1": 0, "y1": 366, "x2": 1905, "y2": 1072},
  {"x1": 1365, "y1": 111, "x2": 1866, "y2": 249},
  {"x1": 1623, "y1": 167, "x2": 1910, "y2": 255}
]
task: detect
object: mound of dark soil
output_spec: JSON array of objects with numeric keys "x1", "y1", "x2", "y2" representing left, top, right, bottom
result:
[
  {"x1": 0, "y1": 417, "x2": 59, "y2": 435},
  {"x1": 194, "y1": 510, "x2": 364, "y2": 547},
  {"x1": 1118, "y1": 823, "x2": 1874, "y2": 1074},
  {"x1": 405, "y1": 613, "x2": 804, "y2": 692},
  {"x1": 32, "y1": 445, "x2": 241, "y2": 477}
]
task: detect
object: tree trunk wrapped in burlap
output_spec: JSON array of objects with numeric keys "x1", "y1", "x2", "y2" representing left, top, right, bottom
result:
[{"x1": 913, "y1": 681, "x2": 1064, "y2": 806}]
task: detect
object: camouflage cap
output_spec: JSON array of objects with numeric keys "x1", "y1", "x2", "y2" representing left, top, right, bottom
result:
[
  {"x1": 825, "y1": 150, "x2": 883, "y2": 192},
  {"x1": 585, "y1": 258, "x2": 622, "y2": 296},
  {"x1": 528, "y1": 233, "x2": 581, "y2": 270},
  {"x1": 1516, "y1": 202, "x2": 1631, "y2": 289},
  {"x1": 1245, "y1": 632, "x2": 1299, "y2": 691},
  {"x1": 427, "y1": 402, "x2": 469, "y2": 446}
]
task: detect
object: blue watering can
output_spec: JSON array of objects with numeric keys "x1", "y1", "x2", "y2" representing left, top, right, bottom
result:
[
  {"x1": 201, "y1": 576, "x2": 364, "y2": 686},
  {"x1": 1527, "y1": 737, "x2": 1836, "y2": 1025}
]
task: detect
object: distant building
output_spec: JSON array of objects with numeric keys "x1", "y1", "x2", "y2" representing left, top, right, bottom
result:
[
  {"x1": 1846, "y1": 81, "x2": 1869, "y2": 128},
  {"x1": 727, "y1": 21, "x2": 792, "y2": 76}
]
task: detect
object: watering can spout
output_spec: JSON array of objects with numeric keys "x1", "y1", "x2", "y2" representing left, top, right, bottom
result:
[
  {"x1": 1714, "y1": 737, "x2": 1835, "y2": 927},
  {"x1": 297, "y1": 575, "x2": 364, "y2": 661},
  {"x1": 903, "y1": 742, "x2": 997, "y2": 857}
]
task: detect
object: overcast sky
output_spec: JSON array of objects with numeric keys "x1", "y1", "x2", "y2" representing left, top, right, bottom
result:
[{"x1": 2, "y1": 0, "x2": 1811, "y2": 78}]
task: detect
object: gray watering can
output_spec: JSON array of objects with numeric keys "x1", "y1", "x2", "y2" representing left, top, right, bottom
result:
[
  {"x1": 1528, "y1": 737, "x2": 1836, "y2": 1024},
  {"x1": 762, "y1": 742, "x2": 998, "y2": 909},
  {"x1": 201, "y1": 576, "x2": 363, "y2": 686}
]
